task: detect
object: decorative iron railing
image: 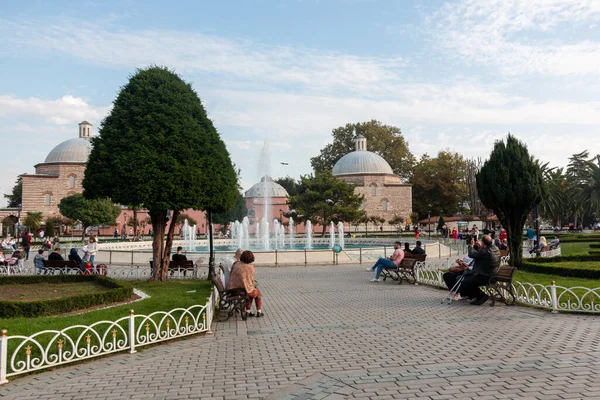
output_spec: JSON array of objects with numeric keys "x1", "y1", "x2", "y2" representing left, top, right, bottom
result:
[
  {"x1": 0, "y1": 289, "x2": 215, "y2": 384},
  {"x1": 0, "y1": 265, "x2": 209, "y2": 280}
]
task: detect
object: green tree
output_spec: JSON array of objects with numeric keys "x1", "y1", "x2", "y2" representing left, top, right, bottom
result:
[
  {"x1": 477, "y1": 135, "x2": 546, "y2": 267},
  {"x1": 59, "y1": 194, "x2": 121, "y2": 239},
  {"x1": 45, "y1": 219, "x2": 55, "y2": 237},
  {"x1": 82, "y1": 67, "x2": 237, "y2": 280},
  {"x1": 4, "y1": 177, "x2": 22, "y2": 208},
  {"x1": 24, "y1": 211, "x2": 43, "y2": 232},
  {"x1": 175, "y1": 213, "x2": 198, "y2": 229},
  {"x1": 388, "y1": 215, "x2": 405, "y2": 231},
  {"x1": 288, "y1": 171, "x2": 363, "y2": 236},
  {"x1": 410, "y1": 151, "x2": 468, "y2": 219},
  {"x1": 310, "y1": 120, "x2": 415, "y2": 180},
  {"x1": 436, "y1": 215, "x2": 445, "y2": 232},
  {"x1": 212, "y1": 192, "x2": 248, "y2": 225},
  {"x1": 275, "y1": 176, "x2": 301, "y2": 197},
  {"x1": 539, "y1": 167, "x2": 569, "y2": 227}
]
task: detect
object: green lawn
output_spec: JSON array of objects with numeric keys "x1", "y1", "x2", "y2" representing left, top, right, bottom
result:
[
  {"x1": 1, "y1": 279, "x2": 213, "y2": 337},
  {"x1": 560, "y1": 242, "x2": 597, "y2": 256},
  {"x1": 515, "y1": 270, "x2": 600, "y2": 288}
]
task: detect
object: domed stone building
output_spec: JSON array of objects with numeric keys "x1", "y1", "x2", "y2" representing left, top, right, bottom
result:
[
  {"x1": 244, "y1": 176, "x2": 289, "y2": 229},
  {"x1": 21, "y1": 122, "x2": 94, "y2": 218},
  {"x1": 332, "y1": 135, "x2": 412, "y2": 227}
]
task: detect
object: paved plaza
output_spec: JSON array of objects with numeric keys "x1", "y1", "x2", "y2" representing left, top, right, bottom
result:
[{"x1": 1, "y1": 264, "x2": 600, "y2": 399}]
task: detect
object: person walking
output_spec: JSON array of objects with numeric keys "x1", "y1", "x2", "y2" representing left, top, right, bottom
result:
[{"x1": 21, "y1": 230, "x2": 32, "y2": 261}]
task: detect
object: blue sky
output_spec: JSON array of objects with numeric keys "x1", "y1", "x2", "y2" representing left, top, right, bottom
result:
[{"x1": 2, "y1": 0, "x2": 600, "y2": 206}]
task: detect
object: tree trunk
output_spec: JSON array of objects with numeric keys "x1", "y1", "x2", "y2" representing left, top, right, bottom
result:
[
  {"x1": 506, "y1": 219, "x2": 525, "y2": 268},
  {"x1": 207, "y1": 210, "x2": 215, "y2": 280},
  {"x1": 133, "y1": 208, "x2": 138, "y2": 238},
  {"x1": 150, "y1": 211, "x2": 166, "y2": 281},
  {"x1": 81, "y1": 225, "x2": 88, "y2": 240},
  {"x1": 321, "y1": 223, "x2": 326, "y2": 237}
]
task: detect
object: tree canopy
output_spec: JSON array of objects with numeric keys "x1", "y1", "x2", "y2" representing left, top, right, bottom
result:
[
  {"x1": 24, "y1": 212, "x2": 43, "y2": 232},
  {"x1": 4, "y1": 177, "x2": 22, "y2": 208},
  {"x1": 58, "y1": 194, "x2": 121, "y2": 239},
  {"x1": 275, "y1": 176, "x2": 302, "y2": 197},
  {"x1": 287, "y1": 171, "x2": 364, "y2": 235},
  {"x1": 410, "y1": 151, "x2": 468, "y2": 219},
  {"x1": 82, "y1": 66, "x2": 238, "y2": 280},
  {"x1": 310, "y1": 120, "x2": 415, "y2": 180},
  {"x1": 477, "y1": 135, "x2": 546, "y2": 267},
  {"x1": 212, "y1": 191, "x2": 248, "y2": 225}
]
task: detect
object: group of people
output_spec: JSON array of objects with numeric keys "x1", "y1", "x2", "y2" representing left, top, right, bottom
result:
[
  {"x1": 32, "y1": 236, "x2": 98, "y2": 273},
  {"x1": 366, "y1": 241, "x2": 425, "y2": 282}
]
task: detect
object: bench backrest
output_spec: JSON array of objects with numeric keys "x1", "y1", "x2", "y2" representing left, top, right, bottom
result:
[
  {"x1": 405, "y1": 253, "x2": 426, "y2": 262},
  {"x1": 499, "y1": 249, "x2": 509, "y2": 257},
  {"x1": 211, "y1": 273, "x2": 225, "y2": 293},
  {"x1": 493, "y1": 265, "x2": 516, "y2": 283},
  {"x1": 170, "y1": 260, "x2": 194, "y2": 269},
  {"x1": 43, "y1": 259, "x2": 79, "y2": 268},
  {"x1": 399, "y1": 258, "x2": 417, "y2": 269}
]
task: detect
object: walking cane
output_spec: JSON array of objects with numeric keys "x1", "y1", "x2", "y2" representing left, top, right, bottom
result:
[{"x1": 442, "y1": 274, "x2": 465, "y2": 304}]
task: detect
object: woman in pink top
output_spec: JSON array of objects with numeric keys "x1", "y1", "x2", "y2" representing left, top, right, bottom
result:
[
  {"x1": 226, "y1": 250, "x2": 264, "y2": 317},
  {"x1": 366, "y1": 241, "x2": 404, "y2": 282}
]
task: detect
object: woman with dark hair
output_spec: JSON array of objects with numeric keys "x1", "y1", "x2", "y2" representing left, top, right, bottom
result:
[{"x1": 226, "y1": 250, "x2": 263, "y2": 317}]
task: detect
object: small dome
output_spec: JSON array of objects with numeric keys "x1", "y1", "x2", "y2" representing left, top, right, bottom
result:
[
  {"x1": 333, "y1": 151, "x2": 394, "y2": 176},
  {"x1": 44, "y1": 138, "x2": 92, "y2": 163},
  {"x1": 245, "y1": 176, "x2": 289, "y2": 198}
]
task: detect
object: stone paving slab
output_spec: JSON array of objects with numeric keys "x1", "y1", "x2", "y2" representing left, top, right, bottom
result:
[{"x1": 1, "y1": 264, "x2": 599, "y2": 399}]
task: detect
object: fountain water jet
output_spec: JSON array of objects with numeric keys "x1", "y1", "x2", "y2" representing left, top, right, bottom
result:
[
  {"x1": 289, "y1": 217, "x2": 295, "y2": 249},
  {"x1": 306, "y1": 220, "x2": 313, "y2": 250},
  {"x1": 329, "y1": 221, "x2": 335, "y2": 248},
  {"x1": 337, "y1": 221, "x2": 345, "y2": 249}
]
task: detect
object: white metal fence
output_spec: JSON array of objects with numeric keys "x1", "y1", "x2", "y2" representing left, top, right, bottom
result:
[{"x1": 0, "y1": 289, "x2": 216, "y2": 384}]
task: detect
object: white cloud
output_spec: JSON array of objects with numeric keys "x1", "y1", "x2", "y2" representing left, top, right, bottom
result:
[{"x1": 431, "y1": 0, "x2": 600, "y2": 77}]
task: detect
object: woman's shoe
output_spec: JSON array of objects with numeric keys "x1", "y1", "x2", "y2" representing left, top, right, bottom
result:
[
  {"x1": 256, "y1": 311, "x2": 264, "y2": 317},
  {"x1": 247, "y1": 311, "x2": 255, "y2": 317}
]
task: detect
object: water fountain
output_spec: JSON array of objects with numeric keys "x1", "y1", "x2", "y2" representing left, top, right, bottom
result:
[
  {"x1": 273, "y1": 219, "x2": 280, "y2": 250},
  {"x1": 258, "y1": 140, "x2": 272, "y2": 231},
  {"x1": 337, "y1": 221, "x2": 345, "y2": 249},
  {"x1": 182, "y1": 219, "x2": 196, "y2": 252},
  {"x1": 241, "y1": 217, "x2": 250, "y2": 250},
  {"x1": 261, "y1": 218, "x2": 269, "y2": 250},
  {"x1": 289, "y1": 217, "x2": 295, "y2": 249},
  {"x1": 329, "y1": 221, "x2": 335, "y2": 248},
  {"x1": 305, "y1": 220, "x2": 313, "y2": 250}
]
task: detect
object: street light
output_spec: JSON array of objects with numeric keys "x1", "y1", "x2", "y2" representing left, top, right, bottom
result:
[{"x1": 428, "y1": 204, "x2": 432, "y2": 239}]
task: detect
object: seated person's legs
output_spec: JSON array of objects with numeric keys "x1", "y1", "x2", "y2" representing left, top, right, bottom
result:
[
  {"x1": 443, "y1": 271, "x2": 461, "y2": 291},
  {"x1": 374, "y1": 257, "x2": 396, "y2": 279},
  {"x1": 246, "y1": 288, "x2": 263, "y2": 316},
  {"x1": 459, "y1": 274, "x2": 488, "y2": 300}
]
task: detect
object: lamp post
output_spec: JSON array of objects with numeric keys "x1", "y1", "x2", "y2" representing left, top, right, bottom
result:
[
  {"x1": 428, "y1": 204, "x2": 432, "y2": 239},
  {"x1": 279, "y1": 209, "x2": 284, "y2": 224}
]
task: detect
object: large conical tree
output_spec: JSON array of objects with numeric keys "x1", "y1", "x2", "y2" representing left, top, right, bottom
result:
[
  {"x1": 476, "y1": 134, "x2": 546, "y2": 267},
  {"x1": 83, "y1": 66, "x2": 238, "y2": 281}
]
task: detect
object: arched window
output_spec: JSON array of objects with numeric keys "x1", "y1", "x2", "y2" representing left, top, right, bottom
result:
[
  {"x1": 370, "y1": 183, "x2": 377, "y2": 196},
  {"x1": 44, "y1": 193, "x2": 52, "y2": 205},
  {"x1": 69, "y1": 175, "x2": 76, "y2": 188},
  {"x1": 382, "y1": 199, "x2": 389, "y2": 211}
]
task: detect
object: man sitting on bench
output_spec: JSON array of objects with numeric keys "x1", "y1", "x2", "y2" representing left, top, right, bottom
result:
[
  {"x1": 459, "y1": 235, "x2": 500, "y2": 305},
  {"x1": 411, "y1": 240, "x2": 425, "y2": 255},
  {"x1": 366, "y1": 241, "x2": 404, "y2": 282},
  {"x1": 443, "y1": 241, "x2": 480, "y2": 300},
  {"x1": 48, "y1": 247, "x2": 64, "y2": 261}
]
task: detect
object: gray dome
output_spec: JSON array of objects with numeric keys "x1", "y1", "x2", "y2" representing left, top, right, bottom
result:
[
  {"x1": 245, "y1": 177, "x2": 289, "y2": 198},
  {"x1": 44, "y1": 138, "x2": 92, "y2": 163},
  {"x1": 332, "y1": 151, "x2": 394, "y2": 176}
]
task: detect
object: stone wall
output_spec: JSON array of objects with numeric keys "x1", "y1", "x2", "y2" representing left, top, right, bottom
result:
[{"x1": 22, "y1": 163, "x2": 86, "y2": 217}]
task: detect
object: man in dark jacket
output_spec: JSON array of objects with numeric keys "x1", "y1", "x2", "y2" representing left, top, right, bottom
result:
[
  {"x1": 48, "y1": 248, "x2": 65, "y2": 261},
  {"x1": 459, "y1": 235, "x2": 500, "y2": 305}
]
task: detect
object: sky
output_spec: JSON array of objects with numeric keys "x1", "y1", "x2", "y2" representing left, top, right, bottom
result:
[{"x1": 1, "y1": 0, "x2": 600, "y2": 206}]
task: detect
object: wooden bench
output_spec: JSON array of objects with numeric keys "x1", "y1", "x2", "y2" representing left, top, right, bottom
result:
[
  {"x1": 41, "y1": 259, "x2": 81, "y2": 274},
  {"x1": 211, "y1": 272, "x2": 248, "y2": 321},
  {"x1": 381, "y1": 258, "x2": 418, "y2": 284},
  {"x1": 485, "y1": 266, "x2": 517, "y2": 306},
  {"x1": 149, "y1": 260, "x2": 196, "y2": 277},
  {"x1": 404, "y1": 253, "x2": 427, "y2": 262}
]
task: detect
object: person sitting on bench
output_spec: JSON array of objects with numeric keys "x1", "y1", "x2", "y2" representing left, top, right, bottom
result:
[
  {"x1": 172, "y1": 246, "x2": 187, "y2": 262},
  {"x1": 459, "y1": 235, "x2": 500, "y2": 305},
  {"x1": 411, "y1": 241, "x2": 425, "y2": 255},
  {"x1": 48, "y1": 247, "x2": 64, "y2": 261},
  {"x1": 366, "y1": 241, "x2": 404, "y2": 282},
  {"x1": 443, "y1": 241, "x2": 480, "y2": 300}
]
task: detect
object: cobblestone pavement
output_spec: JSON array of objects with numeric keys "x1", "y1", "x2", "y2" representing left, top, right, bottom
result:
[{"x1": 1, "y1": 264, "x2": 600, "y2": 399}]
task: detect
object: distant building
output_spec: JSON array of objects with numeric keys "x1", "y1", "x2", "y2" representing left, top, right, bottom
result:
[
  {"x1": 244, "y1": 176, "x2": 290, "y2": 232},
  {"x1": 332, "y1": 135, "x2": 412, "y2": 229}
]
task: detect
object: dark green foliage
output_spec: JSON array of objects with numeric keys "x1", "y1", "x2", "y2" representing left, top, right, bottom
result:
[
  {"x1": 437, "y1": 215, "x2": 445, "y2": 232},
  {"x1": 59, "y1": 194, "x2": 121, "y2": 238},
  {"x1": 83, "y1": 66, "x2": 237, "y2": 214},
  {"x1": 0, "y1": 275, "x2": 133, "y2": 318},
  {"x1": 45, "y1": 220, "x2": 55, "y2": 237},
  {"x1": 81, "y1": 67, "x2": 237, "y2": 280},
  {"x1": 520, "y1": 258, "x2": 600, "y2": 280},
  {"x1": 212, "y1": 192, "x2": 248, "y2": 225},
  {"x1": 288, "y1": 171, "x2": 364, "y2": 235},
  {"x1": 477, "y1": 135, "x2": 546, "y2": 267},
  {"x1": 310, "y1": 120, "x2": 415, "y2": 179},
  {"x1": 275, "y1": 176, "x2": 301, "y2": 197},
  {"x1": 24, "y1": 212, "x2": 43, "y2": 232},
  {"x1": 589, "y1": 244, "x2": 600, "y2": 248},
  {"x1": 3, "y1": 176, "x2": 22, "y2": 208},
  {"x1": 410, "y1": 151, "x2": 468, "y2": 218}
]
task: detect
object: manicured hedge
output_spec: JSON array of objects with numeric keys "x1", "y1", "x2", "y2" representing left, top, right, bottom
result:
[
  {"x1": 520, "y1": 260, "x2": 600, "y2": 280},
  {"x1": 590, "y1": 244, "x2": 600, "y2": 249},
  {"x1": 523, "y1": 254, "x2": 600, "y2": 263},
  {"x1": 0, "y1": 275, "x2": 133, "y2": 318}
]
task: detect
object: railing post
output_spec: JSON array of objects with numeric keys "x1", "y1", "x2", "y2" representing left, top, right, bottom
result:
[
  {"x1": 359, "y1": 247, "x2": 362, "y2": 264},
  {"x1": 275, "y1": 249, "x2": 278, "y2": 267},
  {"x1": 384, "y1": 246, "x2": 387, "y2": 258},
  {"x1": 304, "y1": 249, "x2": 307, "y2": 266},
  {"x1": 109, "y1": 250, "x2": 112, "y2": 265},
  {"x1": 128, "y1": 310, "x2": 137, "y2": 354},
  {"x1": 206, "y1": 295, "x2": 213, "y2": 333},
  {"x1": 551, "y1": 281, "x2": 559, "y2": 314},
  {"x1": 0, "y1": 329, "x2": 8, "y2": 385},
  {"x1": 131, "y1": 251, "x2": 134, "y2": 266}
]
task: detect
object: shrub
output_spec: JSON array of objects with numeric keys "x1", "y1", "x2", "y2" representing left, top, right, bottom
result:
[
  {"x1": 520, "y1": 260, "x2": 600, "y2": 280},
  {"x1": 0, "y1": 275, "x2": 133, "y2": 318}
]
